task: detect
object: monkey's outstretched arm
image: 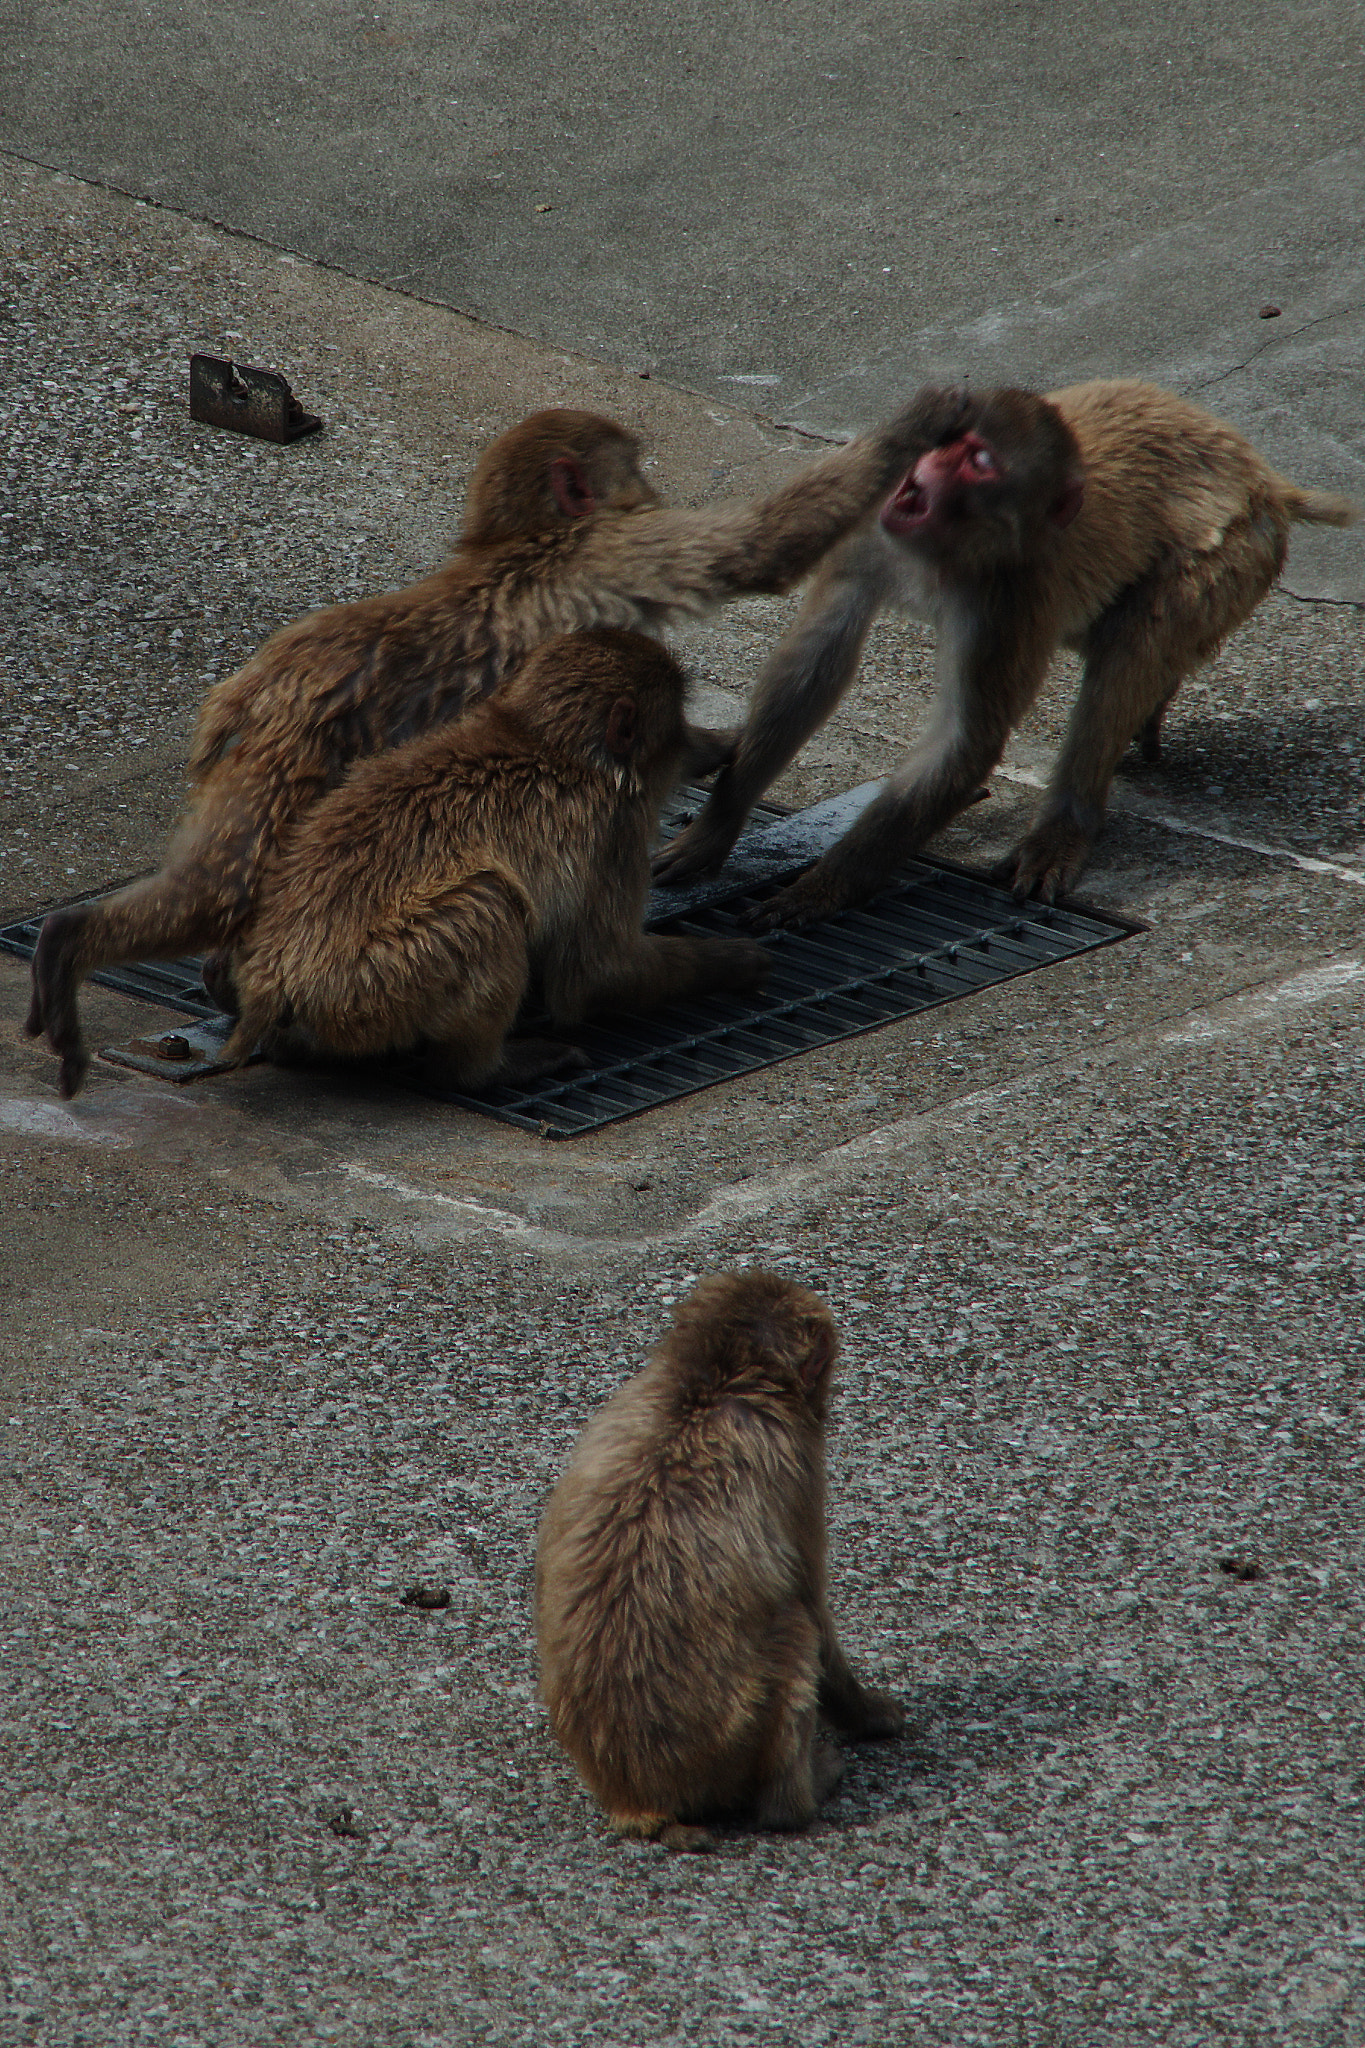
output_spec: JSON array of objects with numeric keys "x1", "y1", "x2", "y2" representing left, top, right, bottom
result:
[
  {"x1": 748, "y1": 598, "x2": 1054, "y2": 931},
  {"x1": 652, "y1": 530, "x2": 900, "y2": 884},
  {"x1": 586, "y1": 385, "x2": 971, "y2": 623}
]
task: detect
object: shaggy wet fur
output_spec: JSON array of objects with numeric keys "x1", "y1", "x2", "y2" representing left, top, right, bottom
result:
[{"x1": 536, "y1": 1272, "x2": 903, "y2": 1848}]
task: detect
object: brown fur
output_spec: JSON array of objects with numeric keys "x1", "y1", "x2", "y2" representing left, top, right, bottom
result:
[
  {"x1": 654, "y1": 379, "x2": 1360, "y2": 919},
  {"x1": 222, "y1": 630, "x2": 770, "y2": 1084},
  {"x1": 535, "y1": 1272, "x2": 903, "y2": 1848},
  {"x1": 27, "y1": 389, "x2": 971, "y2": 1094}
]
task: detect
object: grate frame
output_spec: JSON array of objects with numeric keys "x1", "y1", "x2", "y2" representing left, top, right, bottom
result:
[{"x1": 1, "y1": 788, "x2": 1139, "y2": 1137}]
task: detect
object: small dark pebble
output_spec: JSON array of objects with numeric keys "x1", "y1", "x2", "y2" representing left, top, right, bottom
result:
[
  {"x1": 1259, "y1": 304, "x2": 1282, "y2": 319},
  {"x1": 401, "y1": 1583, "x2": 452, "y2": 1610},
  {"x1": 632, "y1": 1179, "x2": 653, "y2": 1192},
  {"x1": 1219, "y1": 1556, "x2": 1262, "y2": 1582},
  {"x1": 326, "y1": 1806, "x2": 367, "y2": 1839}
]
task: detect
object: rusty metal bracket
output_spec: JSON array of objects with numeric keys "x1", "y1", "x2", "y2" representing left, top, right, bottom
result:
[
  {"x1": 189, "y1": 353, "x2": 322, "y2": 443},
  {"x1": 100, "y1": 1014, "x2": 258, "y2": 1084}
]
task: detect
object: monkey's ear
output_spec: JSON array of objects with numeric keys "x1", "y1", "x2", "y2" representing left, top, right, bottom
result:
[
  {"x1": 549, "y1": 456, "x2": 596, "y2": 519},
  {"x1": 1049, "y1": 477, "x2": 1085, "y2": 528},
  {"x1": 799, "y1": 1324, "x2": 837, "y2": 1393},
  {"x1": 604, "y1": 696, "x2": 638, "y2": 757}
]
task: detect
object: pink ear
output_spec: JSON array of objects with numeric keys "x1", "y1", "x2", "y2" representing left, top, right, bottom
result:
[
  {"x1": 1050, "y1": 477, "x2": 1085, "y2": 528},
  {"x1": 604, "y1": 695, "x2": 637, "y2": 756},
  {"x1": 549, "y1": 456, "x2": 595, "y2": 519}
]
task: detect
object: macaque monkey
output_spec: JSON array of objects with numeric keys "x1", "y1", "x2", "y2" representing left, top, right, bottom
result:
[
  {"x1": 220, "y1": 630, "x2": 770, "y2": 1084},
  {"x1": 654, "y1": 380, "x2": 1360, "y2": 923},
  {"x1": 535, "y1": 1272, "x2": 903, "y2": 1849},
  {"x1": 27, "y1": 390, "x2": 971, "y2": 1095}
]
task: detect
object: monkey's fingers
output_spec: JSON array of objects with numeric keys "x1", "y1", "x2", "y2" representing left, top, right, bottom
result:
[
  {"x1": 651, "y1": 821, "x2": 738, "y2": 887},
  {"x1": 994, "y1": 824, "x2": 1090, "y2": 906},
  {"x1": 742, "y1": 871, "x2": 844, "y2": 935}
]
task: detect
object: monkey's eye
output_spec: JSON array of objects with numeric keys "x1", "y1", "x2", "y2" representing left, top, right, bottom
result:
[{"x1": 966, "y1": 443, "x2": 999, "y2": 478}]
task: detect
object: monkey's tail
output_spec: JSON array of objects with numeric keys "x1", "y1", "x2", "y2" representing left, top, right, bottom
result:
[{"x1": 1282, "y1": 485, "x2": 1360, "y2": 528}]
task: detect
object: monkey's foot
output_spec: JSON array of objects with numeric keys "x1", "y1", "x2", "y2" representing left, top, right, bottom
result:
[
  {"x1": 812, "y1": 1739, "x2": 847, "y2": 1807},
  {"x1": 743, "y1": 869, "x2": 851, "y2": 935},
  {"x1": 994, "y1": 822, "x2": 1093, "y2": 905},
  {"x1": 657, "y1": 1823, "x2": 716, "y2": 1854},
  {"x1": 698, "y1": 935, "x2": 773, "y2": 994},
  {"x1": 495, "y1": 1037, "x2": 592, "y2": 1086}
]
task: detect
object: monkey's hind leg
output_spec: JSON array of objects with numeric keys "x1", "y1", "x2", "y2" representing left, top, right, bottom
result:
[
  {"x1": 751, "y1": 1617, "x2": 836, "y2": 1832},
  {"x1": 1002, "y1": 522, "x2": 1284, "y2": 902},
  {"x1": 27, "y1": 862, "x2": 244, "y2": 1099}
]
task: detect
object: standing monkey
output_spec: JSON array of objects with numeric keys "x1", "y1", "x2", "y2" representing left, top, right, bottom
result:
[
  {"x1": 654, "y1": 380, "x2": 1359, "y2": 922},
  {"x1": 27, "y1": 391, "x2": 970, "y2": 1096},
  {"x1": 536, "y1": 1272, "x2": 903, "y2": 1849},
  {"x1": 221, "y1": 631, "x2": 770, "y2": 1084}
]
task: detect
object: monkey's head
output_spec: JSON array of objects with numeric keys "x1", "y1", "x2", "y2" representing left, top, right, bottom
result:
[
  {"x1": 501, "y1": 628, "x2": 689, "y2": 772},
  {"x1": 462, "y1": 409, "x2": 660, "y2": 544},
  {"x1": 880, "y1": 388, "x2": 1085, "y2": 569},
  {"x1": 664, "y1": 1271, "x2": 840, "y2": 1420}
]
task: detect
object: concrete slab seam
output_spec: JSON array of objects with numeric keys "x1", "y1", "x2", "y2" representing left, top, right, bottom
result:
[{"x1": 993, "y1": 765, "x2": 1365, "y2": 887}]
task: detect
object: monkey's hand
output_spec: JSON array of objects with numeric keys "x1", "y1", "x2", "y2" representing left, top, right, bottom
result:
[
  {"x1": 678, "y1": 722, "x2": 742, "y2": 782},
  {"x1": 994, "y1": 816, "x2": 1094, "y2": 905},
  {"x1": 743, "y1": 863, "x2": 854, "y2": 935},
  {"x1": 883, "y1": 383, "x2": 977, "y2": 463},
  {"x1": 651, "y1": 811, "x2": 744, "y2": 887}
]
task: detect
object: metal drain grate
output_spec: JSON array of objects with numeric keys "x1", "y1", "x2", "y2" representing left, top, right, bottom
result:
[
  {"x1": 424, "y1": 862, "x2": 1136, "y2": 1134},
  {"x1": 1, "y1": 783, "x2": 1137, "y2": 1136}
]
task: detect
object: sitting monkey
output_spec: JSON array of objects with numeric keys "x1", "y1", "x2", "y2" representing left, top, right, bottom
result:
[
  {"x1": 536, "y1": 1272, "x2": 903, "y2": 1849},
  {"x1": 221, "y1": 629, "x2": 769, "y2": 1086}
]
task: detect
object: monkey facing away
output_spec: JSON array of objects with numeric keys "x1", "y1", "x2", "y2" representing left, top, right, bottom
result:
[
  {"x1": 27, "y1": 390, "x2": 971, "y2": 1095},
  {"x1": 535, "y1": 1272, "x2": 903, "y2": 1849},
  {"x1": 653, "y1": 379, "x2": 1360, "y2": 924},
  {"x1": 221, "y1": 630, "x2": 770, "y2": 1085}
]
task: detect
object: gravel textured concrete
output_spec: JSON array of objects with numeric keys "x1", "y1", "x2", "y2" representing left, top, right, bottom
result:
[
  {"x1": 2, "y1": 0, "x2": 1363, "y2": 414},
  {"x1": 3, "y1": 143, "x2": 1365, "y2": 2048}
]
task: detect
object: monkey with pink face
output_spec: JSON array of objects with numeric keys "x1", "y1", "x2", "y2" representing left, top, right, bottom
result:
[{"x1": 655, "y1": 380, "x2": 1358, "y2": 919}]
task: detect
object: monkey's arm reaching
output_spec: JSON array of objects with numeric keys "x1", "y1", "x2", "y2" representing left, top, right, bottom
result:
[
  {"x1": 584, "y1": 385, "x2": 970, "y2": 623},
  {"x1": 747, "y1": 592, "x2": 1055, "y2": 931},
  {"x1": 652, "y1": 527, "x2": 900, "y2": 884}
]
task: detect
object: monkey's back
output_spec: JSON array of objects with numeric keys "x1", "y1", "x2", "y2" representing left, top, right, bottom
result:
[
  {"x1": 184, "y1": 523, "x2": 673, "y2": 883},
  {"x1": 1048, "y1": 379, "x2": 1318, "y2": 629},
  {"x1": 536, "y1": 1366, "x2": 819, "y2": 1823}
]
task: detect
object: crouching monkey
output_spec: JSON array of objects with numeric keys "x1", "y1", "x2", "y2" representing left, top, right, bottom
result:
[
  {"x1": 221, "y1": 630, "x2": 770, "y2": 1085},
  {"x1": 654, "y1": 379, "x2": 1359, "y2": 921},
  {"x1": 29, "y1": 388, "x2": 970, "y2": 1095},
  {"x1": 536, "y1": 1272, "x2": 903, "y2": 1850}
]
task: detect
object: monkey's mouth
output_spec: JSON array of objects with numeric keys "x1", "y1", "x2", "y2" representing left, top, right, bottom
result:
[{"x1": 880, "y1": 475, "x2": 930, "y2": 535}]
